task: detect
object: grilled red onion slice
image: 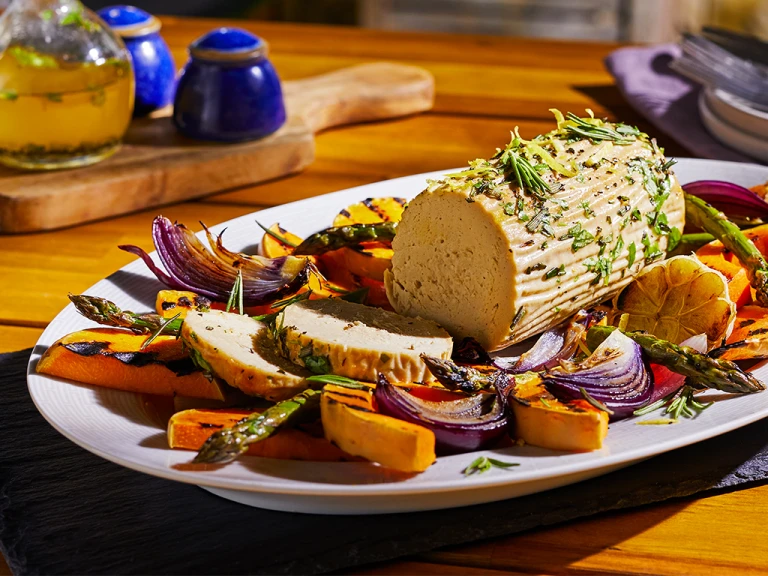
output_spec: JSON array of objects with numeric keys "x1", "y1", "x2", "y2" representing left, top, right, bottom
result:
[
  {"x1": 495, "y1": 309, "x2": 605, "y2": 373},
  {"x1": 374, "y1": 374, "x2": 509, "y2": 454},
  {"x1": 119, "y1": 216, "x2": 309, "y2": 305},
  {"x1": 543, "y1": 329, "x2": 653, "y2": 420},
  {"x1": 682, "y1": 180, "x2": 768, "y2": 220}
]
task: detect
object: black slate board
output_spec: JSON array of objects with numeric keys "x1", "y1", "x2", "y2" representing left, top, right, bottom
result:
[{"x1": 3, "y1": 347, "x2": 768, "y2": 575}]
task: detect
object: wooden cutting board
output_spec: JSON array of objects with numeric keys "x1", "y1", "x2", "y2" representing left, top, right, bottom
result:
[{"x1": 0, "y1": 62, "x2": 434, "y2": 233}]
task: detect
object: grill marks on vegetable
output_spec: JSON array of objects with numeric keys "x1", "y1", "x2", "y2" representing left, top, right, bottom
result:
[{"x1": 62, "y1": 341, "x2": 199, "y2": 376}]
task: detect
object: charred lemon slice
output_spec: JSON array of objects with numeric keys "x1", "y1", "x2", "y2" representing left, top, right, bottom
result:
[{"x1": 613, "y1": 255, "x2": 736, "y2": 350}]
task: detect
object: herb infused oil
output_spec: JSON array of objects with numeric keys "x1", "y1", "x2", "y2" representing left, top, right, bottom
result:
[{"x1": 0, "y1": 0, "x2": 134, "y2": 170}]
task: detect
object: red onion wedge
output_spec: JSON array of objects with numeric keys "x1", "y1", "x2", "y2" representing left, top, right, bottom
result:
[
  {"x1": 374, "y1": 374, "x2": 509, "y2": 454},
  {"x1": 543, "y1": 329, "x2": 653, "y2": 421},
  {"x1": 119, "y1": 217, "x2": 310, "y2": 305},
  {"x1": 682, "y1": 180, "x2": 768, "y2": 220},
  {"x1": 495, "y1": 309, "x2": 606, "y2": 373}
]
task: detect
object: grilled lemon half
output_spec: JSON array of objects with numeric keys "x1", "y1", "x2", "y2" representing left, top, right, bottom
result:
[{"x1": 613, "y1": 255, "x2": 736, "y2": 350}]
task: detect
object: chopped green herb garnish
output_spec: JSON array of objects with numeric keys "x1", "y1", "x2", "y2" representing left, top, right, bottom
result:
[
  {"x1": 303, "y1": 354, "x2": 332, "y2": 375},
  {"x1": 667, "y1": 227, "x2": 682, "y2": 251},
  {"x1": 641, "y1": 232, "x2": 663, "y2": 263},
  {"x1": 631, "y1": 208, "x2": 641, "y2": 222},
  {"x1": 463, "y1": 456, "x2": 519, "y2": 476},
  {"x1": 559, "y1": 222, "x2": 595, "y2": 252},
  {"x1": 45, "y1": 93, "x2": 63, "y2": 103},
  {"x1": 627, "y1": 241, "x2": 637, "y2": 267},
  {"x1": 0, "y1": 90, "x2": 18, "y2": 101},
  {"x1": 525, "y1": 263, "x2": 547, "y2": 275},
  {"x1": 511, "y1": 306, "x2": 526, "y2": 330},
  {"x1": 584, "y1": 255, "x2": 612, "y2": 285},
  {"x1": 579, "y1": 200, "x2": 595, "y2": 218},
  {"x1": 544, "y1": 264, "x2": 566, "y2": 279}
]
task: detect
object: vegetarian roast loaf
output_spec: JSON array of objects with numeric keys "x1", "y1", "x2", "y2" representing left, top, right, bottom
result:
[{"x1": 385, "y1": 111, "x2": 685, "y2": 351}]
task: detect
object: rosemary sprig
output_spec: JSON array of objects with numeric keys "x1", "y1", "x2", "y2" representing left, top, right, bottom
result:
[
  {"x1": 463, "y1": 456, "x2": 519, "y2": 476},
  {"x1": 252, "y1": 290, "x2": 312, "y2": 323},
  {"x1": 563, "y1": 113, "x2": 637, "y2": 145},
  {"x1": 140, "y1": 312, "x2": 181, "y2": 351},
  {"x1": 256, "y1": 221, "x2": 298, "y2": 248},
  {"x1": 305, "y1": 374, "x2": 370, "y2": 390},
  {"x1": 499, "y1": 147, "x2": 551, "y2": 199},
  {"x1": 225, "y1": 269, "x2": 244, "y2": 314},
  {"x1": 633, "y1": 385, "x2": 713, "y2": 420},
  {"x1": 580, "y1": 387, "x2": 614, "y2": 415}
]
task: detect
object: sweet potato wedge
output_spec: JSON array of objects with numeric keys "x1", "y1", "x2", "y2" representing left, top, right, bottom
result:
[
  {"x1": 717, "y1": 305, "x2": 768, "y2": 360},
  {"x1": 168, "y1": 408, "x2": 351, "y2": 461},
  {"x1": 155, "y1": 290, "x2": 211, "y2": 319},
  {"x1": 37, "y1": 328, "x2": 225, "y2": 400},
  {"x1": 696, "y1": 251, "x2": 751, "y2": 308},
  {"x1": 321, "y1": 386, "x2": 435, "y2": 472},
  {"x1": 510, "y1": 372, "x2": 608, "y2": 451},
  {"x1": 260, "y1": 223, "x2": 305, "y2": 258}
]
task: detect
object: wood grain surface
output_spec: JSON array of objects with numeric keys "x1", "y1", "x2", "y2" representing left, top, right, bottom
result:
[
  {"x1": 0, "y1": 62, "x2": 433, "y2": 232},
  {"x1": 3, "y1": 16, "x2": 762, "y2": 576}
]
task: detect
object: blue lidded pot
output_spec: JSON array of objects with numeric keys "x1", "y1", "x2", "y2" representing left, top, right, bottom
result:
[
  {"x1": 97, "y1": 5, "x2": 177, "y2": 117},
  {"x1": 172, "y1": 28, "x2": 286, "y2": 142}
]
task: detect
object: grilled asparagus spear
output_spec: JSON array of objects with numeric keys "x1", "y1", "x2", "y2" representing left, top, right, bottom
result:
[
  {"x1": 587, "y1": 326, "x2": 765, "y2": 394},
  {"x1": 668, "y1": 232, "x2": 715, "y2": 256},
  {"x1": 292, "y1": 222, "x2": 398, "y2": 255},
  {"x1": 68, "y1": 294, "x2": 183, "y2": 335},
  {"x1": 420, "y1": 354, "x2": 496, "y2": 393},
  {"x1": 685, "y1": 193, "x2": 768, "y2": 306},
  {"x1": 193, "y1": 388, "x2": 322, "y2": 464}
]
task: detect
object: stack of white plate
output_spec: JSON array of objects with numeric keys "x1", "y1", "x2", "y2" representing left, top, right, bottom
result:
[{"x1": 700, "y1": 88, "x2": 768, "y2": 162}]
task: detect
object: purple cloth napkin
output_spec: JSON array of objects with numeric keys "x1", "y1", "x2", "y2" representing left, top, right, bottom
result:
[{"x1": 605, "y1": 44, "x2": 755, "y2": 162}]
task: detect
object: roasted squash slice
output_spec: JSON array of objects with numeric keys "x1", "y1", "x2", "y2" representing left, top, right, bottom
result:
[
  {"x1": 321, "y1": 386, "x2": 435, "y2": 472},
  {"x1": 332, "y1": 197, "x2": 407, "y2": 227},
  {"x1": 155, "y1": 290, "x2": 211, "y2": 319},
  {"x1": 331, "y1": 197, "x2": 404, "y2": 282},
  {"x1": 168, "y1": 408, "x2": 351, "y2": 461},
  {"x1": 37, "y1": 328, "x2": 225, "y2": 400},
  {"x1": 259, "y1": 223, "x2": 305, "y2": 259},
  {"x1": 510, "y1": 372, "x2": 608, "y2": 451},
  {"x1": 717, "y1": 305, "x2": 768, "y2": 360},
  {"x1": 696, "y1": 245, "x2": 752, "y2": 308}
]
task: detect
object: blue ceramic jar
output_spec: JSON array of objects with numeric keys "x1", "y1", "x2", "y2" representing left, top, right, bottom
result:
[
  {"x1": 97, "y1": 5, "x2": 176, "y2": 117},
  {"x1": 172, "y1": 28, "x2": 286, "y2": 142}
]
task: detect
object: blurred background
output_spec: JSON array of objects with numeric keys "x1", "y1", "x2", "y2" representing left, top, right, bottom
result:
[{"x1": 60, "y1": 0, "x2": 768, "y2": 43}]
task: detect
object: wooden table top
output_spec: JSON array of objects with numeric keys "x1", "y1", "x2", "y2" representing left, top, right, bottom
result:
[{"x1": 2, "y1": 16, "x2": 768, "y2": 576}]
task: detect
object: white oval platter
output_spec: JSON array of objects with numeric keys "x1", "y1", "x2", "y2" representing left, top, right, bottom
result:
[{"x1": 27, "y1": 158, "x2": 768, "y2": 515}]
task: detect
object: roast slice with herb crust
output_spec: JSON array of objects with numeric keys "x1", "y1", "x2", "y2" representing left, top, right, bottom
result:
[
  {"x1": 386, "y1": 111, "x2": 685, "y2": 351},
  {"x1": 279, "y1": 298, "x2": 453, "y2": 382},
  {"x1": 181, "y1": 310, "x2": 311, "y2": 402}
]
